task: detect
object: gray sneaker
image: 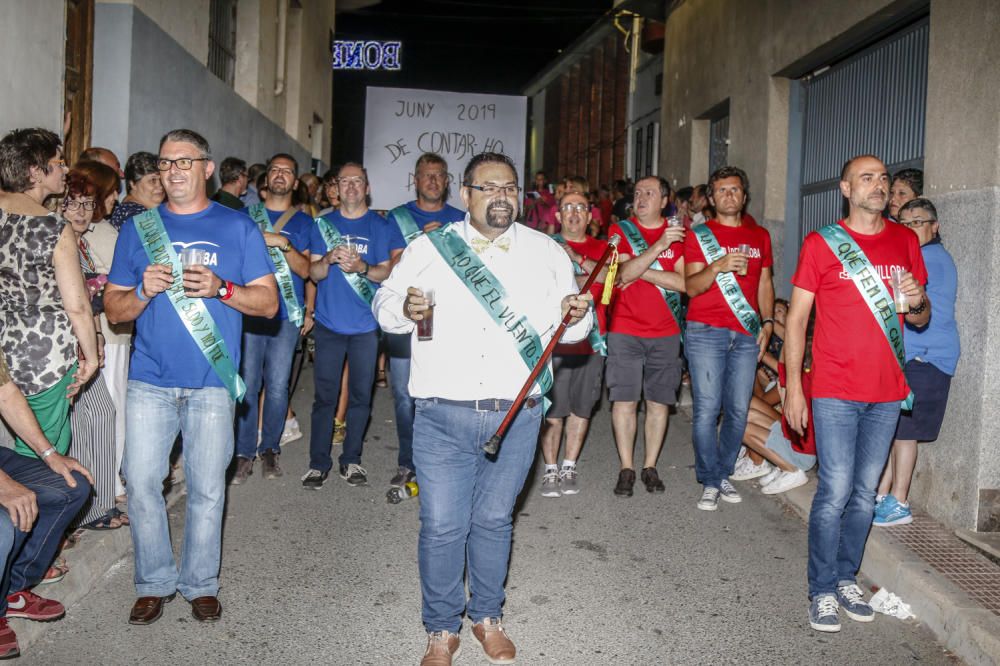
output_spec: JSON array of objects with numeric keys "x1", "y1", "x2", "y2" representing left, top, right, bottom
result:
[
  {"x1": 559, "y1": 466, "x2": 579, "y2": 495},
  {"x1": 809, "y1": 594, "x2": 842, "y2": 632},
  {"x1": 540, "y1": 470, "x2": 561, "y2": 497},
  {"x1": 390, "y1": 466, "x2": 416, "y2": 487},
  {"x1": 697, "y1": 486, "x2": 720, "y2": 511},
  {"x1": 718, "y1": 479, "x2": 742, "y2": 503},
  {"x1": 837, "y1": 583, "x2": 875, "y2": 622},
  {"x1": 230, "y1": 457, "x2": 253, "y2": 485}
]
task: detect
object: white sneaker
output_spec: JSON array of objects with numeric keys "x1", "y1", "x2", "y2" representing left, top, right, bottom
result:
[
  {"x1": 762, "y1": 469, "x2": 808, "y2": 495},
  {"x1": 759, "y1": 466, "x2": 782, "y2": 487},
  {"x1": 697, "y1": 487, "x2": 720, "y2": 511},
  {"x1": 732, "y1": 455, "x2": 752, "y2": 478},
  {"x1": 731, "y1": 459, "x2": 772, "y2": 481},
  {"x1": 280, "y1": 417, "x2": 302, "y2": 446},
  {"x1": 718, "y1": 479, "x2": 742, "y2": 503}
]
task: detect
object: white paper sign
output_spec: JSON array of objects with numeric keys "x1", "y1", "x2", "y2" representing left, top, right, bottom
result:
[{"x1": 363, "y1": 86, "x2": 527, "y2": 211}]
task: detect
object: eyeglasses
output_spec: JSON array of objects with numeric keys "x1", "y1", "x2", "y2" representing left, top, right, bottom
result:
[
  {"x1": 337, "y1": 177, "x2": 366, "y2": 187},
  {"x1": 156, "y1": 157, "x2": 209, "y2": 171},
  {"x1": 560, "y1": 203, "x2": 589, "y2": 213},
  {"x1": 63, "y1": 200, "x2": 96, "y2": 211},
  {"x1": 467, "y1": 183, "x2": 520, "y2": 197},
  {"x1": 899, "y1": 217, "x2": 935, "y2": 228}
]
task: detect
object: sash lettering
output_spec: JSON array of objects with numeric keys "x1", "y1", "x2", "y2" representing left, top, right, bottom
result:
[
  {"x1": 691, "y1": 224, "x2": 761, "y2": 338},
  {"x1": 552, "y1": 233, "x2": 608, "y2": 355},
  {"x1": 615, "y1": 220, "x2": 685, "y2": 342},
  {"x1": 315, "y1": 216, "x2": 376, "y2": 305},
  {"x1": 247, "y1": 204, "x2": 304, "y2": 326}
]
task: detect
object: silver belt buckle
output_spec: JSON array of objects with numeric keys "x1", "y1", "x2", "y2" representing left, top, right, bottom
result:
[{"x1": 475, "y1": 399, "x2": 500, "y2": 412}]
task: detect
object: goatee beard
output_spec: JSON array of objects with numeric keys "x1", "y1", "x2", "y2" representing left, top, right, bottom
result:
[{"x1": 486, "y1": 201, "x2": 515, "y2": 229}]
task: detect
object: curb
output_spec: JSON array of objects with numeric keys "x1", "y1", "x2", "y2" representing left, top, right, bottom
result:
[
  {"x1": 775, "y1": 475, "x2": 1000, "y2": 666},
  {"x1": 11, "y1": 472, "x2": 187, "y2": 652}
]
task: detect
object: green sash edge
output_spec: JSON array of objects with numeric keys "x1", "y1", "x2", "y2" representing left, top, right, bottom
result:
[
  {"x1": 390, "y1": 205, "x2": 423, "y2": 245},
  {"x1": 314, "y1": 216, "x2": 376, "y2": 305},
  {"x1": 247, "y1": 204, "x2": 304, "y2": 327},
  {"x1": 552, "y1": 233, "x2": 607, "y2": 356},
  {"x1": 816, "y1": 223, "x2": 914, "y2": 410},
  {"x1": 616, "y1": 219, "x2": 685, "y2": 343},
  {"x1": 691, "y1": 223, "x2": 761, "y2": 338},
  {"x1": 133, "y1": 209, "x2": 246, "y2": 402},
  {"x1": 425, "y1": 225, "x2": 554, "y2": 402}
]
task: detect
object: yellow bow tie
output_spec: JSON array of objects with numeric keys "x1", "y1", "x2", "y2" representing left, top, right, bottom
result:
[{"x1": 470, "y1": 236, "x2": 511, "y2": 254}]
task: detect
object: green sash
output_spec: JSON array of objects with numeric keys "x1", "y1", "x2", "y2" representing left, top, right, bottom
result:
[
  {"x1": 426, "y1": 225, "x2": 554, "y2": 399},
  {"x1": 133, "y1": 209, "x2": 246, "y2": 401},
  {"x1": 314, "y1": 216, "x2": 376, "y2": 305},
  {"x1": 247, "y1": 204, "x2": 304, "y2": 327},
  {"x1": 616, "y1": 219, "x2": 685, "y2": 341},
  {"x1": 691, "y1": 224, "x2": 761, "y2": 338},
  {"x1": 390, "y1": 205, "x2": 423, "y2": 245},
  {"x1": 552, "y1": 234, "x2": 607, "y2": 356},
  {"x1": 816, "y1": 223, "x2": 914, "y2": 410}
]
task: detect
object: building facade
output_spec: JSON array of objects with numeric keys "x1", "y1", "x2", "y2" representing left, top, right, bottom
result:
[{"x1": 656, "y1": 0, "x2": 999, "y2": 533}]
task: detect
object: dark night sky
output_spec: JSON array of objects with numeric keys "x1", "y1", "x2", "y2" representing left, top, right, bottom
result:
[{"x1": 330, "y1": 0, "x2": 613, "y2": 166}]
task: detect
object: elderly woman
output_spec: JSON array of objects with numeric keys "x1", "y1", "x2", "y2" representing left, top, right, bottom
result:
[
  {"x1": 63, "y1": 165, "x2": 127, "y2": 529},
  {"x1": 874, "y1": 197, "x2": 960, "y2": 526},
  {"x1": 0, "y1": 128, "x2": 98, "y2": 461},
  {"x1": 108, "y1": 151, "x2": 163, "y2": 231}
]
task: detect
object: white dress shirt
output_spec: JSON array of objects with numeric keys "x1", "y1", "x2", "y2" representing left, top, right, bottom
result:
[{"x1": 373, "y1": 216, "x2": 592, "y2": 401}]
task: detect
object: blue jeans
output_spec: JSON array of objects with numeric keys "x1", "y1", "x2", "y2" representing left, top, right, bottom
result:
[
  {"x1": 235, "y1": 318, "x2": 300, "y2": 458},
  {"x1": 0, "y1": 448, "x2": 89, "y2": 614},
  {"x1": 308, "y1": 324, "x2": 378, "y2": 471},
  {"x1": 389, "y1": 356, "x2": 415, "y2": 471},
  {"x1": 808, "y1": 398, "x2": 899, "y2": 598},
  {"x1": 123, "y1": 381, "x2": 234, "y2": 599},
  {"x1": 414, "y1": 398, "x2": 542, "y2": 633},
  {"x1": 685, "y1": 321, "x2": 759, "y2": 488}
]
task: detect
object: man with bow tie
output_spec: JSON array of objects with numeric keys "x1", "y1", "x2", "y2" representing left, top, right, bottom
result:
[{"x1": 373, "y1": 152, "x2": 593, "y2": 666}]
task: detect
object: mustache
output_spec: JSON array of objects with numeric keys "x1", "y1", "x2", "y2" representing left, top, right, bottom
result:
[{"x1": 487, "y1": 201, "x2": 514, "y2": 214}]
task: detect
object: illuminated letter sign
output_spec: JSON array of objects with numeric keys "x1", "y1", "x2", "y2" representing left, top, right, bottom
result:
[{"x1": 332, "y1": 41, "x2": 402, "y2": 71}]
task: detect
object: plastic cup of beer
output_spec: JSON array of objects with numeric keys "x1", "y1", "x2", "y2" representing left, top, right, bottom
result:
[
  {"x1": 179, "y1": 248, "x2": 207, "y2": 294},
  {"x1": 342, "y1": 234, "x2": 356, "y2": 257},
  {"x1": 891, "y1": 268, "x2": 909, "y2": 314},
  {"x1": 667, "y1": 215, "x2": 682, "y2": 228},
  {"x1": 737, "y1": 243, "x2": 751, "y2": 276},
  {"x1": 417, "y1": 288, "x2": 436, "y2": 341}
]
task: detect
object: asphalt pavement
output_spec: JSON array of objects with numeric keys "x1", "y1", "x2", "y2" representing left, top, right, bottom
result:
[{"x1": 18, "y1": 367, "x2": 956, "y2": 665}]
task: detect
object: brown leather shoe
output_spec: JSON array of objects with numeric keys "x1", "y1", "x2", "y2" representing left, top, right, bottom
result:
[
  {"x1": 472, "y1": 618, "x2": 516, "y2": 664},
  {"x1": 190, "y1": 596, "x2": 222, "y2": 622},
  {"x1": 420, "y1": 631, "x2": 461, "y2": 666},
  {"x1": 128, "y1": 593, "x2": 175, "y2": 625}
]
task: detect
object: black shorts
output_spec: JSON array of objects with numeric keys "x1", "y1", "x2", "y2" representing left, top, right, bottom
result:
[
  {"x1": 548, "y1": 353, "x2": 605, "y2": 419},
  {"x1": 894, "y1": 360, "x2": 952, "y2": 441},
  {"x1": 606, "y1": 333, "x2": 682, "y2": 405}
]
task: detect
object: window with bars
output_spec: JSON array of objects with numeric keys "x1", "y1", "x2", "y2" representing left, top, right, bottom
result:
[{"x1": 208, "y1": 0, "x2": 237, "y2": 86}]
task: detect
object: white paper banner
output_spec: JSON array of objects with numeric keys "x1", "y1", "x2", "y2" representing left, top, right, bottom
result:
[{"x1": 363, "y1": 86, "x2": 527, "y2": 211}]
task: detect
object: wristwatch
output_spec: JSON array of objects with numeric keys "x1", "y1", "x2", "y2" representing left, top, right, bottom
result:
[{"x1": 216, "y1": 280, "x2": 235, "y2": 300}]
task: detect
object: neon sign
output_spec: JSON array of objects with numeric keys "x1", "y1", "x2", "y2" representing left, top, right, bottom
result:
[{"x1": 332, "y1": 41, "x2": 402, "y2": 71}]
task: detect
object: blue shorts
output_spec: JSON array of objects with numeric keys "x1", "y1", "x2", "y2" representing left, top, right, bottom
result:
[{"x1": 894, "y1": 359, "x2": 952, "y2": 441}]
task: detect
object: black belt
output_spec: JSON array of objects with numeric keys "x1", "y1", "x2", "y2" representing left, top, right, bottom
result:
[{"x1": 431, "y1": 396, "x2": 539, "y2": 412}]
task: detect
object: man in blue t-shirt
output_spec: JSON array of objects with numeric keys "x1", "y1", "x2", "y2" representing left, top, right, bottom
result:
[
  {"x1": 382, "y1": 153, "x2": 465, "y2": 488},
  {"x1": 304, "y1": 162, "x2": 404, "y2": 489},
  {"x1": 232, "y1": 153, "x2": 314, "y2": 484},
  {"x1": 105, "y1": 129, "x2": 277, "y2": 626}
]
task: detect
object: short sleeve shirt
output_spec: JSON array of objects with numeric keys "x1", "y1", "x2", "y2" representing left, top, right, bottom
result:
[
  {"x1": 555, "y1": 235, "x2": 609, "y2": 354},
  {"x1": 254, "y1": 207, "x2": 313, "y2": 321},
  {"x1": 608, "y1": 219, "x2": 683, "y2": 338}
]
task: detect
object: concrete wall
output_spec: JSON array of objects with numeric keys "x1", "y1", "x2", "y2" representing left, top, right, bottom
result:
[
  {"x1": 659, "y1": 0, "x2": 999, "y2": 530},
  {"x1": 92, "y1": 3, "x2": 310, "y2": 177},
  {"x1": 0, "y1": 0, "x2": 67, "y2": 136},
  {"x1": 101, "y1": 0, "x2": 210, "y2": 65},
  {"x1": 284, "y1": 2, "x2": 336, "y2": 166}
]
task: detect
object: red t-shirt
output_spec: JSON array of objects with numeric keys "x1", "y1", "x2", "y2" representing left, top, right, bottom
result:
[
  {"x1": 555, "y1": 236, "x2": 610, "y2": 355},
  {"x1": 791, "y1": 219, "x2": 927, "y2": 402},
  {"x1": 685, "y1": 216, "x2": 773, "y2": 334},
  {"x1": 607, "y1": 219, "x2": 683, "y2": 338},
  {"x1": 778, "y1": 363, "x2": 816, "y2": 456}
]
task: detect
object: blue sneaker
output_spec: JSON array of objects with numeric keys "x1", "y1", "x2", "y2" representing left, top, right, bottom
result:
[
  {"x1": 836, "y1": 583, "x2": 874, "y2": 622},
  {"x1": 809, "y1": 594, "x2": 841, "y2": 632},
  {"x1": 873, "y1": 495, "x2": 913, "y2": 526}
]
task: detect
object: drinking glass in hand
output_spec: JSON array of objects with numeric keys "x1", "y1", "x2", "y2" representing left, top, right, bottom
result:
[
  {"x1": 417, "y1": 288, "x2": 436, "y2": 341},
  {"x1": 890, "y1": 268, "x2": 909, "y2": 314},
  {"x1": 179, "y1": 248, "x2": 207, "y2": 295},
  {"x1": 737, "y1": 243, "x2": 752, "y2": 276}
]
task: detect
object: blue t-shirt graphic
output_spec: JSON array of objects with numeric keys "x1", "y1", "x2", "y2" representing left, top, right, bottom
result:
[
  {"x1": 309, "y1": 209, "x2": 403, "y2": 334},
  {"x1": 109, "y1": 202, "x2": 274, "y2": 389}
]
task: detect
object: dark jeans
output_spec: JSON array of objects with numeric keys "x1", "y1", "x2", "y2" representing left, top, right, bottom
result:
[
  {"x1": 308, "y1": 324, "x2": 378, "y2": 471},
  {"x1": 0, "y1": 448, "x2": 90, "y2": 614},
  {"x1": 389, "y1": 355, "x2": 415, "y2": 471},
  {"x1": 235, "y1": 317, "x2": 300, "y2": 458}
]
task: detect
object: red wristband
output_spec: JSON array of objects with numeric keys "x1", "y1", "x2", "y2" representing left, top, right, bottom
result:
[{"x1": 221, "y1": 280, "x2": 235, "y2": 301}]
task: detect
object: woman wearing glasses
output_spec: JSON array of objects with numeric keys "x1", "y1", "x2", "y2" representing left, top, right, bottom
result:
[
  {"x1": 874, "y1": 198, "x2": 960, "y2": 526},
  {"x1": 63, "y1": 166, "x2": 128, "y2": 530},
  {"x1": 0, "y1": 128, "x2": 98, "y2": 464}
]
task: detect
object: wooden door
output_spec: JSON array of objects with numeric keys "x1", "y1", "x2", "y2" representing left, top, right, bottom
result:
[{"x1": 64, "y1": 0, "x2": 94, "y2": 164}]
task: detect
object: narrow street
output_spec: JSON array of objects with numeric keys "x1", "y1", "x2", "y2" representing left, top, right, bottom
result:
[{"x1": 20, "y1": 367, "x2": 953, "y2": 665}]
